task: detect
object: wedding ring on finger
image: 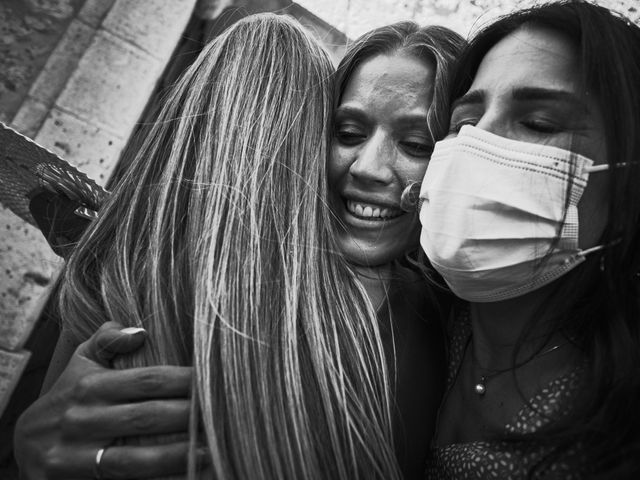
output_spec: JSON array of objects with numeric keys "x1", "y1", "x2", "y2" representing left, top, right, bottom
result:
[{"x1": 94, "y1": 447, "x2": 108, "y2": 479}]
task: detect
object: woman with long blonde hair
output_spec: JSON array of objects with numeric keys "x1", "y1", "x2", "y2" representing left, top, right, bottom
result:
[{"x1": 46, "y1": 13, "x2": 398, "y2": 479}]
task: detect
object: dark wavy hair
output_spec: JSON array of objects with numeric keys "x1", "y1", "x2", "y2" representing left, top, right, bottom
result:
[{"x1": 449, "y1": 1, "x2": 640, "y2": 477}]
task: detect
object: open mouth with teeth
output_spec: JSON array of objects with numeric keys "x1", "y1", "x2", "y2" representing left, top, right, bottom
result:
[{"x1": 345, "y1": 200, "x2": 403, "y2": 220}]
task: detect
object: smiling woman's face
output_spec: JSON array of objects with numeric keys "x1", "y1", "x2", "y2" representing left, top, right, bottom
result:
[{"x1": 329, "y1": 53, "x2": 435, "y2": 267}]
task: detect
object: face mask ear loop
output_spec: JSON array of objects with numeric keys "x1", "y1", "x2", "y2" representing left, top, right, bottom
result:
[
  {"x1": 578, "y1": 238, "x2": 622, "y2": 258},
  {"x1": 576, "y1": 239, "x2": 623, "y2": 272},
  {"x1": 585, "y1": 162, "x2": 631, "y2": 174},
  {"x1": 578, "y1": 244, "x2": 608, "y2": 257},
  {"x1": 585, "y1": 164, "x2": 610, "y2": 173}
]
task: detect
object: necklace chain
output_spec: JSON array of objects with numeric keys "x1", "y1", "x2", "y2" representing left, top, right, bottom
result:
[{"x1": 471, "y1": 340, "x2": 569, "y2": 396}]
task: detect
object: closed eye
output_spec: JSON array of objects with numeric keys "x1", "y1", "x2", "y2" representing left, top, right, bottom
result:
[
  {"x1": 520, "y1": 118, "x2": 563, "y2": 134},
  {"x1": 335, "y1": 129, "x2": 367, "y2": 146},
  {"x1": 399, "y1": 140, "x2": 433, "y2": 158},
  {"x1": 448, "y1": 117, "x2": 479, "y2": 135},
  {"x1": 335, "y1": 119, "x2": 368, "y2": 146}
]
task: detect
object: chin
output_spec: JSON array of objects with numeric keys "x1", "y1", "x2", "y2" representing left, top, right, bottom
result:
[{"x1": 339, "y1": 238, "x2": 410, "y2": 268}]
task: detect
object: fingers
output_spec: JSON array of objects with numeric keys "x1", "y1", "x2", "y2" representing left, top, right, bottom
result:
[
  {"x1": 98, "y1": 442, "x2": 205, "y2": 479},
  {"x1": 62, "y1": 399, "x2": 190, "y2": 440},
  {"x1": 75, "y1": 322, "x2": 148, "y2": 366},
  {"x1": 48, "y1": 441, "x2": 206, "y2": 479},
  {"x1": 75, "y1": 365, "x2": 193, "y2": 402}
]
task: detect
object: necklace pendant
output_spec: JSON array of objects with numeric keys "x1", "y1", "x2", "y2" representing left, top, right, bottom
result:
[{"x1": 475, "y1": 378, "x2": 487, "y2": 395}]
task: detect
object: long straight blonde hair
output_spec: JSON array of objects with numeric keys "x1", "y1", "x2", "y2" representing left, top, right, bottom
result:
[{"x1": 58, "y1": 13, "x2": 399, "y2": 479}]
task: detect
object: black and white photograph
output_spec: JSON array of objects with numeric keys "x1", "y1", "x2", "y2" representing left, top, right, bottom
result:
[{"x1": 1, "y1": 0, "x2": 639, "y2": 478}]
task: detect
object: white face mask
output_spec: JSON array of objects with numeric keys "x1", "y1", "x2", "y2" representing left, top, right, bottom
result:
[{"x1": 419, "y1": 125, "x2": 608, "y2": 303}]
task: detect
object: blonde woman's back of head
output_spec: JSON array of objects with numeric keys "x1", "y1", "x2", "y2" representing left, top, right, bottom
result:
[{"x1": 59, "y1": 13, "x2": 400, "y2": 480}]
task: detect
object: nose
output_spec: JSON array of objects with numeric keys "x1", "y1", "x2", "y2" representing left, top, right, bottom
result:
[
  {"x1": 348, "y1": 130, "x2": 395, "y2": 184},
  {"x1": 474, "y1": 109, "x2": 508, "y2": 138}
]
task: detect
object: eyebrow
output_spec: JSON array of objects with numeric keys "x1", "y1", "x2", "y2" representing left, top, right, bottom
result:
[
  {"x1": 334, "y1": 105, "x2": 365, "y2": 118},
  {"x1": 335, "y1": 104, "x2": 429, "y2": 125},
  {"x1": 511, "y1": 87, "x2": 590, "y2": 112},
  {"x1": 451, "y1": 87, "x2": 590, "y2": 112}
]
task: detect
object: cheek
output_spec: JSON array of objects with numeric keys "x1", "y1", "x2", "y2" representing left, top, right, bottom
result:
[
  {"x1": 328, "y1": 144, "x2": 352, "y2": 186},
  {"x1": 399, "y1": 157, "x2": 430, "y2": 185}
]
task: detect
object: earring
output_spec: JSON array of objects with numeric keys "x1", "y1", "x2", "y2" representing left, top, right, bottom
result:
[{"x1": 400, "y1": 182, "x2": 422, "y2": 212}]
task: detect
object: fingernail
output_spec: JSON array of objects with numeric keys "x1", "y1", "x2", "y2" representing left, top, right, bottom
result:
[{"x1": 120, "y1": 327, "x2": 146, "y2": 335}]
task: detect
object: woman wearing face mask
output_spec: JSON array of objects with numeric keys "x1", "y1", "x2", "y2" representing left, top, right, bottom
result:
[
  {"x1": 420, "y1": 1, "x2": 640, "y2": 477},
  {"x1": 13, "y1": 19, "x2": 464, "y2": 480}
]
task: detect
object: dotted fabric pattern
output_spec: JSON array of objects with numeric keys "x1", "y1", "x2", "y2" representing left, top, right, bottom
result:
[
  {"x1": 427, "y1": 440, "x2": 581, "y2": 479},
  {"x1": 426, "y1": 307, "x2": 583, "y2": 479}
]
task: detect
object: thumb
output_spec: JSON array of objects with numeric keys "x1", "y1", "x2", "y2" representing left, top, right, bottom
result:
[{"x1": 76, "y1": 321, "x2": 147, "y2": 366}]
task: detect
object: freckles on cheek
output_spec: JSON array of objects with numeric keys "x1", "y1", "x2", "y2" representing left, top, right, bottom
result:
[{"x1": 328, "y1": 149, "x2": 349, "y2": 185}]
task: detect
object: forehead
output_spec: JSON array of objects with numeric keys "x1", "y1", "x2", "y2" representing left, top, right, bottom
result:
[
  {"x1": 471, "y1": 25, "x2": 580, "y2": 93},
  {"x1": 341, "y1": 53, "x2": 435, "y2": 110}
]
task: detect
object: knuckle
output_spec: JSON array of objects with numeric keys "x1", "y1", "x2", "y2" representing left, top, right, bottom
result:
[
  {"x1": 126, "y1": 405, "x2": 157, "y2": 433},
  {"x1": 60, "y1": 406, "x2": 87, "y2": 438},
  {"x1": 74, "y1": 375, "x2": 98, "y2": 402},
  {"x1": 135, "y1": 369, "x2": 165, "y2": 394},
  {"x1": 43, "y1": 446, "x2": 66, "y2": 477}
]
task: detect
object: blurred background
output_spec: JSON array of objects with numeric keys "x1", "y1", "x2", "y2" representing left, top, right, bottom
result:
[{"x1": 0, "y1": 0, "x2": 637, "y2": 476}]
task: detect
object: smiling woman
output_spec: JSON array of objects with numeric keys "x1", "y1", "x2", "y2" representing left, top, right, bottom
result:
[
  {"x1": 331, "y1": 53, "x2": 434, "y2": 267},
  {"x1": 331, "y1": 23, "x2": 464, "y2": 273},
  {"x1": 329, "y1": 23, "x2": 465, "y2": 479}
]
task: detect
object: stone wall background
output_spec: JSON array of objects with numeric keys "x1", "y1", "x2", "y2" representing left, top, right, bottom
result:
[
  {"x1": 0, "y1": 0, "x2": 82, "y2": 124},
  {"x1": 0, "y1": 1, "x2": 197, "y2": 473}
]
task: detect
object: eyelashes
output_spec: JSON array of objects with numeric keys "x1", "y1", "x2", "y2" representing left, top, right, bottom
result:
[
  {"x1": 448, "y1": 118, "x2": 477, "y2": 134},
  {"x1": 334, "y1": 124, "x2": 433, "y2": 159},
  {"x1": 447, "y1": 117, "x2": 564, "y2": 136}
]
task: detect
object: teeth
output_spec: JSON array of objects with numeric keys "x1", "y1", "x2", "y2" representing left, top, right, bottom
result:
[{"x1": 346, "y1": 200, "x2": 401, "y2": 220}]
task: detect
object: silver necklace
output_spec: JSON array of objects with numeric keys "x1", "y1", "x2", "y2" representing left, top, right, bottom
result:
[{"x1": 472, "y1": 342, "x2": 568, "y2": 396}]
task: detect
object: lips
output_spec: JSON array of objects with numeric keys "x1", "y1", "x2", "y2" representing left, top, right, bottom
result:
[{"x1": 345, "y1": 200, "x2": 403, "y2": 220}]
